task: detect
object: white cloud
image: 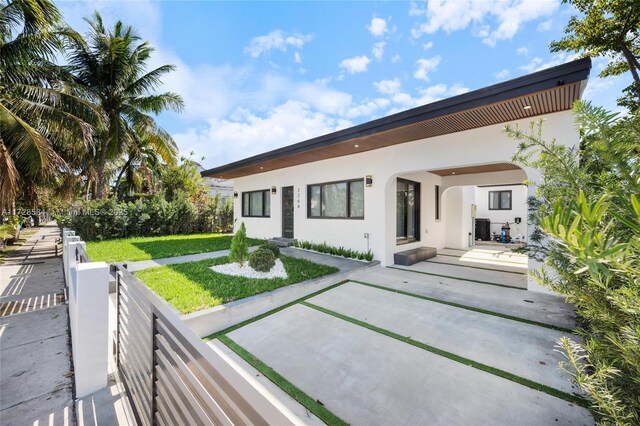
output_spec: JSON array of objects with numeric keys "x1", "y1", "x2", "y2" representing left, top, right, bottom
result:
[
  {"x1": 244, "y1": 30, "x2": 312, "y2": 57},
  {"x1": 537, "y1": 18, "x2": 553, "y2": 31},
  {"x1": 410, "y1": 0, "x2": 559, "y2": 46},
  {"x1": 345, "y1": 98, "x2": 391, "y2": 118},
  {"x1": 339, "y1": 55, "x2": 371, "y2": 74},
  {"x1": 368, "y1": 16, "x2": 388, "y2": 37},
  {"x1": 519, "y1": 52, "x2": 576, "y2": 73},
  {"x1": 423, "y1": 41, "x2": 434, "y2": 51},
  {"x1": 414, "y1": 56, "x2": 441, "y2": 81},
  {"x1": 294, "y1": 52, "x2": 301, "y2": 64},
  {"x1": 391, "y1": 54, "x2": 401, "y2": 63},
  {"x1": 374, "y1": 78, "x2": 402, "y2": 95},
  {"x1": 385, "y1": 83, "x2": 470, "y2": 113},
  {"x1": 174, "y1": 101, "x2": 353, "y2": 167},
  {"x1": 494, "y1": 69, "x2": 510, "y2": 80},
  {"x1": 516, "y1": 46, "x2": 529, "y2": 55},
  {"x1": 372, "y1": 42, "x2": 386, "y2": 60}
]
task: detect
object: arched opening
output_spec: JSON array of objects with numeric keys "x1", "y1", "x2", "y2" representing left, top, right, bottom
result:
[{"x1": 382, "y1": 162, "x2": 532, "y2": 282}]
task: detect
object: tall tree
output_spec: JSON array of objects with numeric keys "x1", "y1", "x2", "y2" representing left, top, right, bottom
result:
[
  {"x1": 0, "y1": 0, "x2": 95, "y2": 210},
  {"x1": 550, "y1": 0, "x2": 640, "y2": 109},
  {"x1": 66, "y1": 12, "x2": 183, "y2": 199}
]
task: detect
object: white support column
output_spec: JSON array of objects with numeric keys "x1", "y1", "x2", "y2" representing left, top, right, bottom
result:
[
  {"x1": 73, "y1": 261, "x2": 109, "y2": 398},
  {"x1": 67, "y1": 240, "x2": 85, "y2": 356}
]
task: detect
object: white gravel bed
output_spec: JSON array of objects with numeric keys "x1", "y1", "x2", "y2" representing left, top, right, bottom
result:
[{"x1": 210, "y1": 259, "x2": 288, "y2": 279}]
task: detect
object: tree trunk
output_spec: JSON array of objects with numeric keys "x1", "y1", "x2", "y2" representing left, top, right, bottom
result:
[
  {"x1": 619, "y1": 41, "x2": 640, "y2": 84},
  {"x1": 95, "y1": 138, "x2": 109, "y2": 199},
  {"x1": 113, "y1": 155, "x2": 134, "y2": 198}
]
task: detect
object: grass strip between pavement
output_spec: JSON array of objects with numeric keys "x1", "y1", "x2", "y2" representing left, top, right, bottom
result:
[
  {"x1": 387, "y1": 266, "x2": 527, "y2": 290},
  {"x1": 203, "y1": 281, "x2": 348, "y2": 341},
  {"x1": 422, "y1": 260, "x2": 527, "y2": 275},
  {"x1": 300, "y1": 301, "x2": 589, "y2": 409},
  {"x1": 350, "y1": 279, "x2": 573, "y2": 333},
  {"x1": 217, "y1": 335, "x2": 349, "y2": 426}
]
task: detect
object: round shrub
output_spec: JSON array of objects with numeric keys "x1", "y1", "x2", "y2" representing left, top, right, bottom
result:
[
  {"x1": 249, "y1": 248, "x2": 276, "y2": 272},
  {"x1": 260, "y1": 243, "x2": 280, "y2": 258}
]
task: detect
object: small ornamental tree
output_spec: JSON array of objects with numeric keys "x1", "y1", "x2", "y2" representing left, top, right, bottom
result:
[{"x1": 229, "y1": 222, "x2": 249, "y2": 266}]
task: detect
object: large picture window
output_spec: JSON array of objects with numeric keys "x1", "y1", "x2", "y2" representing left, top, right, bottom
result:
[
  {"x1": 242, "y1": 190, "x2": 270, "y2": 217},
  {"x1": 489, "y1": 190, "x2": 512, "y2": 210},
  {"x1": 307, "y1": 179, "x2": 364, "y2": 219}
]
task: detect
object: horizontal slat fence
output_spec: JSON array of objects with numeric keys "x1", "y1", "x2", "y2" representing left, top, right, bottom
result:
[{"x1": 113, "y1": 264, "x2": 293, "y2": 426}]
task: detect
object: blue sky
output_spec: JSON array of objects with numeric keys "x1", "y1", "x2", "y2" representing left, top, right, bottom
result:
[{"x1": 58, "y1": 0, "x2": 631, "y2": 169}]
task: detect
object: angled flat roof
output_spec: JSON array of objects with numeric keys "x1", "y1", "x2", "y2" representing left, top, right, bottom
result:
[{"x1": 202, "y1": 57, "x2": 591, "y2": 179}]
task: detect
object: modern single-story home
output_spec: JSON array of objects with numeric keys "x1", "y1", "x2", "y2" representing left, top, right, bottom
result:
[{"x1": 201, "y1": 58, "x2": 591, "y2": 292}]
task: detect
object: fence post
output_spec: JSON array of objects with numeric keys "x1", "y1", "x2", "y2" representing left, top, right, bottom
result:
[{"x1": 73, "y1": 261, "x2": 109, "y2": 398}]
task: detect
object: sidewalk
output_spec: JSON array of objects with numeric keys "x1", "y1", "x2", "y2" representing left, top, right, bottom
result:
[{"x1": 0, "y1": 224, "x2": 74, "y2": 425}]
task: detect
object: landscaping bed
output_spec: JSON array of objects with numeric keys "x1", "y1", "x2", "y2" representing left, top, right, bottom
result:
[
  {"x1": 86, "y1": 233, "x2": 264, "y2": 263},
  {"x1": 135, "y1": 255, "x2": 338, "y2": 314}
]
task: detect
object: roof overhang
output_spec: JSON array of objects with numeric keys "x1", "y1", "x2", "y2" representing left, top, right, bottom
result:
[{"x1": 202, "y1": 57, "x2": 591, "y2": 179}]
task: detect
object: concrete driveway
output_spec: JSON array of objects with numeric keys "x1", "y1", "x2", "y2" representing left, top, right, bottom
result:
[{"x1": 208, "y1": 260, "x2": 593, "y2": 426}]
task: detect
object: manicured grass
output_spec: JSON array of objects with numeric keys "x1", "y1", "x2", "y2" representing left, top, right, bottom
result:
[
  {"x1": 135, "y1": 255, "x2": 339, "y2": 314},
  {"x1": 218, "y1": 335, "x2": 348, "y2": 426},
  {"x1": 86, "y1": 233, "x2": 265, "y2": 263}
]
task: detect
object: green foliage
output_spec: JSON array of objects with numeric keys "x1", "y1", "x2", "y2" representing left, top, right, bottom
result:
[
  {"x1": 260, "y1": 243, "x2": 281, "y2": 259},
  {"x1": 56, "y1": 193, "x2": 234, "y2": 242},
  {"x1": 507, "y1": 101, "x2": 640, "y2": 424},
  {"x1": 249, "y1": 247, "x2": 276, "y2": 272},
  {"x1": 0, "y1": 224, "x2": 17, "y2": 240},
  {"x1": 135, "y1": 255, "x2": 339, "y2": 314},
  {"x1": 229, "y1": 223, "x2": 249, "y2": 266},
  {"x1": 85, "y1": 233, "x2": 264, "y2": 263},
  {"x1": 293, "y1": 240, "x2": 374, "y2": 262},
  {"x1": 161, "y1": 158, "x2": 206, "y2": 202},
  {"x1": 550, "y1": 0, "x2": 640, "y2": 110}
]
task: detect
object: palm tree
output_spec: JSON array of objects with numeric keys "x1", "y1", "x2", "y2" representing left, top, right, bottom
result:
[
  {"x1": 0, "y1": 0, "x2": 96, "y2": 210},
  {"x1": 66, "y1": 12, "x2": 183, "y2": 199}
]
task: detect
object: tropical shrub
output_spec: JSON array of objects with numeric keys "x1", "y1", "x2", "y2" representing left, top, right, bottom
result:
[
  {"x1": 260, "y1": 243, "x2": 281, "y2": 259},
  {"x1": 248, "y1": 247, "x2": 276, "y2": 272},
  {"x1": 506, "y1": 101, "x2": 640, "y2": 424},
  {"x1": 56, "y1": 194, "x2": 233, "y2": 241},
  {"x1": 229, "y1": 223, "x2": 249, "y2": 266},
  {"x1": 293, "y1": 240, "x2": 374, "y2": 261}
]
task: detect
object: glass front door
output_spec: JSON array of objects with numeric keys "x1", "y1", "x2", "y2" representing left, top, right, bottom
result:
[
  {"x1": 282, "y1": 186, "x2": 294, "y2": 238},
  {"x1": 396, "y1": 179, "x2": 420, "y2": 243}
]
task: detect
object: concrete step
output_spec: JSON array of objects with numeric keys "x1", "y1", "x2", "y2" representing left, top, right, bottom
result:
[{"x1": 268, "y1": 238, "x2": 297, "y2": 247}]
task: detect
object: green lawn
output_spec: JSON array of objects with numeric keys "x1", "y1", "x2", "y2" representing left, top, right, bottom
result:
[
  {"x1": 135, "y1": 255, "x2": 339, "y2": 314},
  {"x1": 86, "y1": 233, "x2": 264, "y2": 263}
]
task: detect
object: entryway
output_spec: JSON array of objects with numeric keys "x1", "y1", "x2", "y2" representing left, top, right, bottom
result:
[{"x1": 282, "y1": 186, "x2": 294, "y2": 239}]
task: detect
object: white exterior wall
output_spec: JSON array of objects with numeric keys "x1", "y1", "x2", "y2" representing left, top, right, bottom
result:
[
  {"x1": 475, "y1": 184, "x2": 529, "y2": 241},
  {"x1": 231, "y1": 110, "x2": 578, "y2": 274},
  {"x1": 443, "y1": 186, "x2": 476, "y2": 249}
]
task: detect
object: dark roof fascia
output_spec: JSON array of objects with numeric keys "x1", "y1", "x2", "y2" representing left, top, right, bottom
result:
[{"x1": 202, "y1": 57, "x2": 591, "y2": 178}]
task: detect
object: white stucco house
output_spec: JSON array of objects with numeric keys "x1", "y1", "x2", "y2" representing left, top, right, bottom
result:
[{"x1": 202, "y1": 58, "x2": 591, "y2": 292}]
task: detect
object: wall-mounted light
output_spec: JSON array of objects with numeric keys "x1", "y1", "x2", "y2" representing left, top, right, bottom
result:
[
  {"x1": 271, "y1": 186, "x2": 277, "y2": 194},
  {"x1": 365, "y1": 175, "x2": 373, "y2": 187},
  {"x1": 233, "y1": 192, "x2": 238, "y2": 198}
]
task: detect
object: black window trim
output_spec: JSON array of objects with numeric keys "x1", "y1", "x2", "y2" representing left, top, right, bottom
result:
[
  {"x1": 488, "y1": 189, "x2": 512, "y2": 211},
  {"x1": 242, "y1": 189, "x2": 271, "y2": 217},
  {"x1": 307, "y1": 178, "x2": 365, "y2": 220}
]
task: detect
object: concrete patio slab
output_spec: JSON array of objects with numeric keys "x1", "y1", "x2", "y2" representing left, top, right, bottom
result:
[
  {"x1": 0, "y1": 304, "x2": 68, "y2": 350},
  {"x1": 426, "y1": 253, "x2": 527, "y2": 274},
  {"x1": 208, "y1": 340, "x2": 324, "y2": 426},
  {"x1": 353, "y1": 266, "x2": 576, "y2": 329},
  {"x1": 307, "y1": 282, "x2": 580, "y2": 394},
  {"x1": 439, "y1": 247, "x2": 528, "y2": 265},
  {"x1": 393, "y1": 260, "x2": 528, "y2": 288},
  {"x1": 227, "y1": 304, "x2": 592, "y2": 426},
  {"x1": 0, "y1": 387, "x2": 73, "y2": 426}
]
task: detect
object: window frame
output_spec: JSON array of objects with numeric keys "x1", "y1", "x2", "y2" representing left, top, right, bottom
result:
[
  {"x1": 241, "y1": 189, "x2": 271, "y2": 217},
  {"x1": 306, "y1": 178, "x2": 365, "y2": 220},
  {"x1": 488, "y1": 190, "x2": 512, "y2": 211}
]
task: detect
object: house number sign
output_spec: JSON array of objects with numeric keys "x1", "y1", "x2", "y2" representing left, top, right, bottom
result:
[{"x1": 297, "y1": 187, "x2": 301, "y2": 209}]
